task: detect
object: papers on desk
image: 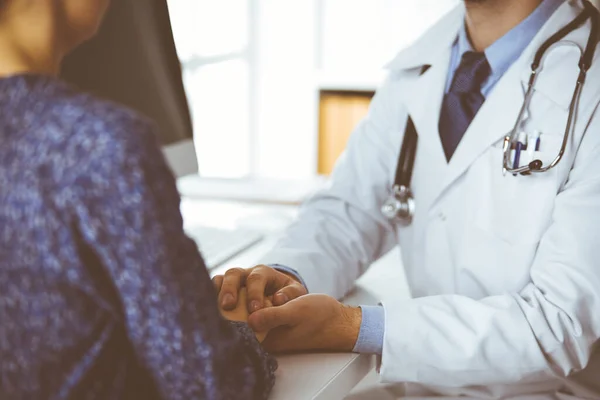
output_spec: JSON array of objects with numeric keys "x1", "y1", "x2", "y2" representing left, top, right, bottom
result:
[{"x1": 177, "y1": 176, "x2": 329, "y2": 205}]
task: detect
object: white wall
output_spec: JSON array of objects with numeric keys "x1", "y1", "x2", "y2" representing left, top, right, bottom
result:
[{"x1": 253, "y1": 0, "x2": 320, "y2": 179}]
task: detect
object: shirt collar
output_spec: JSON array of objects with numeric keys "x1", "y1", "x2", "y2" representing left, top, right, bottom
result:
[{"x1": 456, "y1": 0, "x2": 565, "y2": 77}]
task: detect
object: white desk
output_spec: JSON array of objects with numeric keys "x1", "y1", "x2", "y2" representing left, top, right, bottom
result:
[{"x1": 180, "y1": 198, "x2": 410, "y2": 400}]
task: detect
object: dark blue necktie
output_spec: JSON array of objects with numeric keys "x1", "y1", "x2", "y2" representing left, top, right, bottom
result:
[{"x1": 439, "y1": 51, "x2": 491, "y2": 161}]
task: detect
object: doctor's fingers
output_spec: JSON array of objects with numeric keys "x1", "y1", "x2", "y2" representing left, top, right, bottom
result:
[
  {"x1": 271, "y1": 283, "x2": 307, "y2": 307},
  {"x1": 218, "y1": 268, "x2": 248, "y2": 311},
  {"x1": 246, "y1": 266, "x2": 289, "y2": 313},
  {"x1": 246, "y1": 266, "x2": 307, "y2": 312},
  {"x1": 248, "y1": 302, "x2": 296, "y2": 333}
]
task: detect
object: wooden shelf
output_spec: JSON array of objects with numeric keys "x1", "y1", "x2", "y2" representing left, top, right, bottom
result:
[{"x1": 318, "y1": 90, "x2": 374, "y2": 175}]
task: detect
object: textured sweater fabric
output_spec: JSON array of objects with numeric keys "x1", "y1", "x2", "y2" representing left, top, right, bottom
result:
[{"x1": 0, "y1": 74, "x2": 276, "y2": 400}]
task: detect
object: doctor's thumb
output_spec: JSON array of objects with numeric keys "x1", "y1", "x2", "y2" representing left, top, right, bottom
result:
[{"x1": 248, "y1": 305, "x2": 291, "y2": 332}]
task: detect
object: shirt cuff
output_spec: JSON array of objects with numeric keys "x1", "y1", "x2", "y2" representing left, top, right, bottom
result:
[
  {"x1": 353, "y1": 305, "x2": 385, "y2": 354},
  {"x1": 270, "y1": 264, "x2": 309, "y2": 292}
]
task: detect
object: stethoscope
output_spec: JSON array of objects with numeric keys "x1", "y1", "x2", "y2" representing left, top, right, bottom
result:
[{"x1": 382, "y1": 0, "x2": 600, "y2": 225}]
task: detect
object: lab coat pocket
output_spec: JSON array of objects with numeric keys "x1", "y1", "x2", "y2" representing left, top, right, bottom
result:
[{"x1": 472, "y1": 135, "x2": 562, "y2": 245}]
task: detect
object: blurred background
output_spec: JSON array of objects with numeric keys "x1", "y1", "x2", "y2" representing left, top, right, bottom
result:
[{"x1": 166, "y1": 0, "x2": 458, "y2": 180}]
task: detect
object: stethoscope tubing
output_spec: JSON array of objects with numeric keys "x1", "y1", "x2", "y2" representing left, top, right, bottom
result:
[{"x1": 385, "y1": 0, "x2": 600, "y2": 222}]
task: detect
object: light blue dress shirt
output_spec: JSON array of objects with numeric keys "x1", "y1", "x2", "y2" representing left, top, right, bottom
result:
[
  {"x1": 446, "y1": 0, "x2": 564, "y2": 96},
  {"x1": 278, "y1": 0, "x2": 565, "y2": 355}
]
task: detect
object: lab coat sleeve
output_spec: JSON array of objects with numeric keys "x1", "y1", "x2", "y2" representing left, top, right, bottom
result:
[
  {"x1": 379, "y1": 113, "x2": 600, "y2": 386},
  {"x1": 258, "y1": 76, "x2": 402, "y2": 299}
]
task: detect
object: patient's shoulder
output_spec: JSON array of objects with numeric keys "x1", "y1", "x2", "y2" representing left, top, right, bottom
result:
[
  {"x1": 52, "y1": 81, "x2": 158, "y2": 151},
  {"x1": 19, "y1": 75, "x2": 163, "y2": 183}
]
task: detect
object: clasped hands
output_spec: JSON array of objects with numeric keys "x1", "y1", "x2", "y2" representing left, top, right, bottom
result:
[{"x1": 215, "y1": 265, "x2": 362, "y2": 353}]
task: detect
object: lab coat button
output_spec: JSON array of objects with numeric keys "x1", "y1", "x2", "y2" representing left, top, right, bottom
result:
[{"x1": 439, "y1": 212, "x2": 447, "y2": 221}]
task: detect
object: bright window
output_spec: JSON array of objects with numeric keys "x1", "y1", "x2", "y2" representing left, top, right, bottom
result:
[{"x1": 168, "y1": 0, "x2": 252, "y2": 178}]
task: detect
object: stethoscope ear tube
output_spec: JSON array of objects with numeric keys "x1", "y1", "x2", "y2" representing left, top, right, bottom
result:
[
  {"x1": 503, "y1": 0, "x2": 600, "y2": 176},
  {"x1": 581, "y1": 0, "x2": 600, "y2": 71},
  {"x1": 386, "y1": 0, "x2": 600, "y2": 221},
  {"x1": 382, "y1": 116, "x2": 418, "y2": 223},
  {"x1": 395, "y1": 117, "x2": 418, "y2": 189}
]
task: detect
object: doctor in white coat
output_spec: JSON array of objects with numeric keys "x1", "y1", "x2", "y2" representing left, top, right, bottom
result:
[{"x1": 214, "y1": 0, "x2": 600, "y2": 397}]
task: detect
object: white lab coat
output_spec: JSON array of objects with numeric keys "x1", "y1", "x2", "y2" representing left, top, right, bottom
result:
[{"x1": 259, "y1": 0, "x2": 600, "y2": 398}]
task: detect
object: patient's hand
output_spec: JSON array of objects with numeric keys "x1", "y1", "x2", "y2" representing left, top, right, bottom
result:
[
  {"x1": 220, "y1": 287, "x2": 250, "y2": 322},
  {"x1": 220, "y1": 287, "x2": 271, "y2": 343}
]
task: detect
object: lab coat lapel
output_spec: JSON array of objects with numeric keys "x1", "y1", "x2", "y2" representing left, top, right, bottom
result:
[
  {"x1": 391, "y1": 3, "x2": 464, "y2": 206},
  {"x1": 399, "y1": 53, "x2": 451, "y2": 177}
]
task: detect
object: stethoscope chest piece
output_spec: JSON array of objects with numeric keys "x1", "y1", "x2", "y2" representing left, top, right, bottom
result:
[{"x1": 382, "y1": 185, "x2": 415, "y2": 224}]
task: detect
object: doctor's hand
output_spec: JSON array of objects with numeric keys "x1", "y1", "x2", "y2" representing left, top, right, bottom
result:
[
  {"x1": 213, "y1": 265, "x2": 308, "y2": 314},
  {"x1": 247, "y1": 294, "x2": 362, "y2": 353}
]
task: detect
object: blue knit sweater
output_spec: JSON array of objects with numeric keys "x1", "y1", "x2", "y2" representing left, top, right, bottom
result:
[{"x1": 0, "y1": 74, "x2": 276, "y2": 400}]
